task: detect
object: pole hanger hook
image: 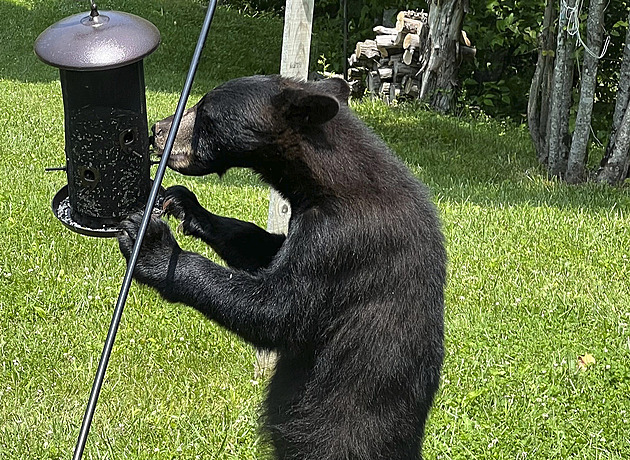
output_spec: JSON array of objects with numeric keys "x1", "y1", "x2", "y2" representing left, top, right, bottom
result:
[{"x1": 89, "y1": 1, "x2": 99, "y2": 18}]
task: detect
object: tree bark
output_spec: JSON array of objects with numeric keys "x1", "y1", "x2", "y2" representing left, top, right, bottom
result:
[
  {"x1": 597, "y1": 10, "x2": 630, "y2": 185},
  {"x1": 547, "y1": 0, "x2": 577, "y2": 177},
  {"x1": 528, "y1": 0, "x2": 557, "y2": 164},
  {"x1": 559, "y1": 37, "x2": 576, "y2": 165},
  {"x1": 418, "y1": 0, "x2": 468, "y2": 113},
  {"x1": 596, "y1": 104, "x2": 630, "y2": 185},
  {"x1": 566, "y1": 0, "x2": 606, "y2": 184}
]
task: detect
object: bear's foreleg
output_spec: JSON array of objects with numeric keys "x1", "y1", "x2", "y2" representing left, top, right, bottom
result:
[
  {"x1": 118, "y1": 212, "x2": 308, "y2": 350},
  {"x1": 164, "y1": 185, "x2": 285, "y2": 272}
]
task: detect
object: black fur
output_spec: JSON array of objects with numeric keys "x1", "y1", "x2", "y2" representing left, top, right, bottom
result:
[{"x1": 118, "y1": 75, "x2": 446, "y2": 459}]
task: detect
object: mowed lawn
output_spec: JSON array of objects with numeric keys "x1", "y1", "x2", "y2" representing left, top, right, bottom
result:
[{"x1": 1, "y1": 0, "x2": 629, "y2": 459}]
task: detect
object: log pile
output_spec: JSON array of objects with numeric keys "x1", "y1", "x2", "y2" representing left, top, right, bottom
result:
[{"x1": 347, "y1": 10, "x2": 475, "y2": 103}]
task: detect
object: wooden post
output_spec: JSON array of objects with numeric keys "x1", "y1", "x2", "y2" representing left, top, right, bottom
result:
[
  {"x1": 279, "y1": 0, "x2": 314, "y2": 81},
  {"x1": 256, "y1": 0, "x2": 314, "y2": 378}
]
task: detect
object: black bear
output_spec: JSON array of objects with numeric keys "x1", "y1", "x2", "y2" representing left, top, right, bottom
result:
[{"x1": 118, "y1": 75, "x2": 446, "y2": 460}]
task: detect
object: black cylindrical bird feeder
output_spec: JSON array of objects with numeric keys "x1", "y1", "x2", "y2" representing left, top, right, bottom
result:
[{"x1": 35, "y1": 3, "x2": 160, "y2": 237}]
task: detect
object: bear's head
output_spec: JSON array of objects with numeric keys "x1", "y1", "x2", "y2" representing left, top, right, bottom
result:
[{"x1": 151, "y1": 75, "x2": 350, "y2": 177}]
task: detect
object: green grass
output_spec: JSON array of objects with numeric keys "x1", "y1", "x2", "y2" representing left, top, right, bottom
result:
[{"x1": 1, "y1": 0, "x2": 630, "y2": 459}]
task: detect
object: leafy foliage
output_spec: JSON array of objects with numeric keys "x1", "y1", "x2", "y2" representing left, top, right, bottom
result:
[
  {"x1": 459, "y1": 0, "x2": 629, "y2": 127},
  {"x1": 223, "y1": 0, "x2": 630, "y2": 130},
  {"x1": 459, "y1": 0, "x2": 546, "y2": 120},
  {"x1": 221, "y1": 0, "x2": 429, "y2": 77}
]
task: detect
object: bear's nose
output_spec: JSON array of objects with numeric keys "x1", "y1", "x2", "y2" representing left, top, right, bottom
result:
[
  {"x1": 150, "y1": 124, "x2": 159, "y2": 137},
  {"x1": 149, "y1": 123, "x2": 163, "y2": 148}
]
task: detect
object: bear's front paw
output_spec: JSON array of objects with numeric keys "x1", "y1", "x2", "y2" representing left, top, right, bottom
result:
[
  {"x1": 117, "y1": 212, "x2": 181, "y2": 288},
  {"x1": 163, "y1": 185, "x2": 204, "y2": 236}
]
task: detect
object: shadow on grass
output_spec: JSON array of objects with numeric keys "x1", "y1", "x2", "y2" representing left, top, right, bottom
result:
[
  {"x1": 4, "y1": 0, "x2": 627, "y2": 211},
  {"x1": 0, "y1": 0, "x2": 57, "y2": 83},
  {"x1": 0, "y1": 0, "x2": 282, "y2": 93},
  {"x1": 358, "y1": 104, "x2": 630, "y2": 211}
]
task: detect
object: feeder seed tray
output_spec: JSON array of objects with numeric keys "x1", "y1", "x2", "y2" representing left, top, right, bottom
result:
[{"x1": 52, "y1": 184, "x2": 165, "y2": 238}]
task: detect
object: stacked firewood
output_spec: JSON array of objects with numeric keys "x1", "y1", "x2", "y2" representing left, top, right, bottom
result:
[{"x1": 347, "y1": 10, "x2": 475, "y2": 103}]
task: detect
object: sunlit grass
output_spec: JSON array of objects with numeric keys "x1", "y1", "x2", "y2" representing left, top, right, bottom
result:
[
  {"x1": 354, "y1": 100, "x2": 630, "y2": 459},
  {"x1": 1, "y1": 1, "x2": 630, "y2": 459}
]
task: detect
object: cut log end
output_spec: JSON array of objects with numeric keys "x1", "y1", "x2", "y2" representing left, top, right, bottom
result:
[{"x1": 348, "y1": 8, "x2": 473, "y2": 107}]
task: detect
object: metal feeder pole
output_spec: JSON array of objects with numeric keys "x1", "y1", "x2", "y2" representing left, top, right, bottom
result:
[{"x1": 72, "y1": 0, "x2": 218, "y2": 458}]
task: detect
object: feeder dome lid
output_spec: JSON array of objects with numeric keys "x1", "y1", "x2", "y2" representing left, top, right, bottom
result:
[{"x1": 34, "y1": 6, "x2": 160, "y2": 71}]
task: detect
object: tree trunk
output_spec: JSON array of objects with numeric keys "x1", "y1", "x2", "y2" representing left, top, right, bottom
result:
[
  {"x1": 418, "y1": 0, "x2": 468, "y2": 113},
  {"x1": 528, "y1": 0, "x2": 557, "y2": 164},
  {"x1": 597, "y1": 10, "x2": 630, "y2": 185},
  {"x1": 595, "y1": 105, "x2": 630, "y2": 185},
  {"x1": 565, "y1": 0, "x2": 606, "y2": 184},
  {"x1": 547, "y1": 0, "x2": 577, "y2": 178}
]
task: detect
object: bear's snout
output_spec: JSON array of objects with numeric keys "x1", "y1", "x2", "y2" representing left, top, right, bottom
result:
[
  {"x1": 151, "y1": 119, "x2": 171, "y2": 154},
  {"x1": 149, "y1": 105, "x2": 210, "y2": 175},
  {"x1": 150, "y1": 104, "x2": 198, "y2": 157}
]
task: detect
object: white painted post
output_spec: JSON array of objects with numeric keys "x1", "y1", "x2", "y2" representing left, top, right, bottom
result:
[{"x1": 255, "y1": 0, "x2": 315, "y2": 378}]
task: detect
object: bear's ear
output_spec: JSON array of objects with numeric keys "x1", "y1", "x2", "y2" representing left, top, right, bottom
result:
[
  {"x1": 281, "y1": 88, "x2": 340, "y2": 126},
  {"x1": 315, "y1": 78, "x2": 350, "y2": 104}
]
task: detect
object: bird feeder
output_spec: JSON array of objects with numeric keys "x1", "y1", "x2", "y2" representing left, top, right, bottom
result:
[{"x1": 35, "y1": 2, "x2": 160, "y2": 237}]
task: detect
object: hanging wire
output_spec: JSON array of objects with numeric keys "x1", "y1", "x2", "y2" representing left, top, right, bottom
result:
[
  {"x1": 563, "y1": 0, "x2": 611, "y2": 59},
  {"x1": 560, "y1": 0, "x2": 611, "y2": 148}
]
